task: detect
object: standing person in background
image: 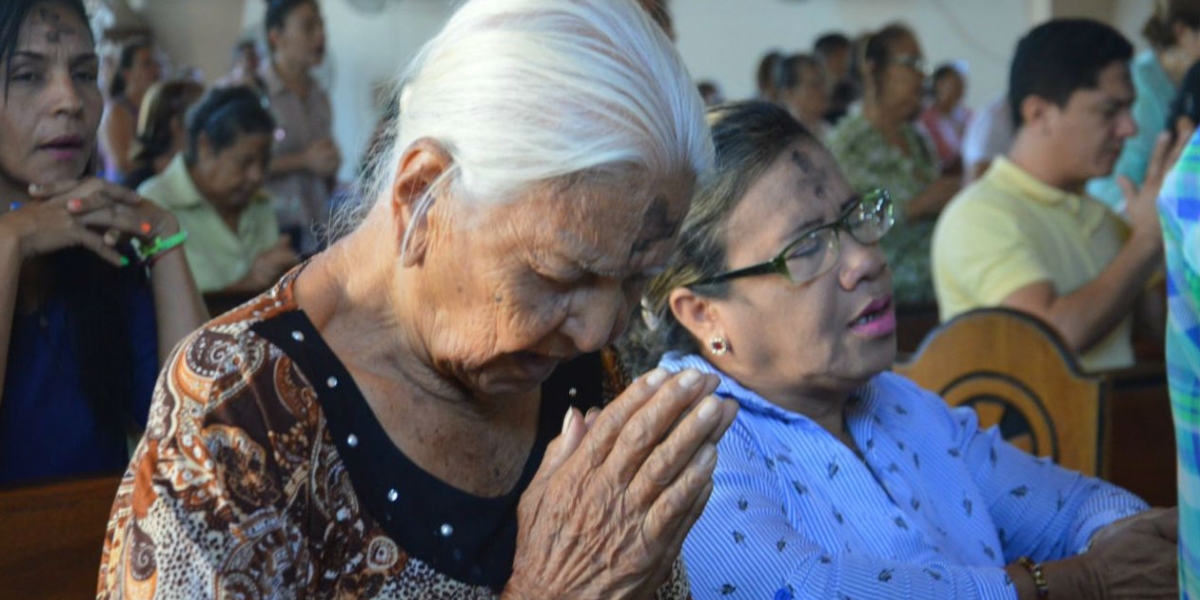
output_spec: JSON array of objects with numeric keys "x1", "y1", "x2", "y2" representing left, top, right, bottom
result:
[
  {"x1": 920, "y1": 64, "x2": 972, "y2": 175},
  {"x1": 756, "y1": 50, "x2": 784, "y2": 103},
  {"x1": 122, "y1": 79, "x2": 203, "y2": 190},
  {"x1": 961, "y1": 93, "x2": 1015, "y2": 184},
  {"x1": 262, "y1": 0, "x2": 340, "y2": 254},
  {"x1": 778, "y1": 54, "x2": 830, "y2": 140},
  {"x1": 814, "y1": 32, "x2": 855, "y2": 125},
  {"x1": 828, "y1": 24, "x2": 959, "y2": 305},
  {"x1": 98, "y1": 39, "x2": 161, "y2": 182},
  {"x1": 1087, "y1": 0, "x2": 1200, "y2": 215}
]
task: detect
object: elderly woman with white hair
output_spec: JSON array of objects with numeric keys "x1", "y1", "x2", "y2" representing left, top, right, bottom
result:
[{"x1": 97, "y1": 0, "x2": 735, "y2": 597}]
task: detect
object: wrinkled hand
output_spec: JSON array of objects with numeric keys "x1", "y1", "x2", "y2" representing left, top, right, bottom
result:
[
  {"x1": 304, "y1": 139, "x2": 341, "y2": 179},
  {"x1": 1121, "y1": 123, "x2": 1195, "y2": 244},
  {"x1": 504, "y1": 369, "x2": 738, "y2": 600},
  {"x1": 1080, "y1": 507, "x2": 1178, "y2": 600},
  {"x1": 246, "y1": 235, "x2": 299, "y2": 290},
  {"x1": 0, "y1": 178, "x2": 175, "y2": 267}
]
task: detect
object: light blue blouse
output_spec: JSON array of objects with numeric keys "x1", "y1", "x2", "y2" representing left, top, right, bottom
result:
[
  {"x1": 1087, "y1": 50, "x2": 1177, "y2": 213},
  {"x1": 660, "y1": 353, "x2": 1147, "y2": 600}
]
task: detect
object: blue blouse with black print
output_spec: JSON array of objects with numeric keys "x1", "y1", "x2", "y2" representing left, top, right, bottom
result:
[{"x1": 659, "y1": 352, "x2": 1147, "y2": 600}]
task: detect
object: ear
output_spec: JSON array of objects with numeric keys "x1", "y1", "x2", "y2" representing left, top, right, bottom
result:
[
  {"x1": 390, "y1": 137, "x2": 453, "y2": 267},
  {"x1": 1019, "y1": 95, "x2": 1054, "y2": 134},
  {"x1": 668, "y1": 286, "x2": 723, "y2": 342},
  {"x1": 197, "y1": 132, "x2": 214, "y2": 162},
  {"x1": 267, "y1": 28, "x2": 282, "y2": 54}
]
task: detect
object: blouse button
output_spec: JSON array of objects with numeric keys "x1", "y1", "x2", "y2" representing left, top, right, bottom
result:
[
  {"x1": 326, "y1": 376, "x2": 339, "y2": 389},
  {"x1": 439, "y1": 523, "x2": 454, "y2": 537},
  {"x1": 347, "y1": 434, "x2": 359, "y2": 448},
  {"x1": 291, "y1": 331, "x2": 305, "y2": 342},
  {"x1": 387, "y1": 489, "x2": 399, "y2": 502},
  {"x1": 568, "y1": 387, "x2": 577, "y2": 398}
]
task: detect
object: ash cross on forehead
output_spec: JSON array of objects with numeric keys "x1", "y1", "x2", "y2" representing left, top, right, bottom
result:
[
  {"x1": 631, "y1": 196, "x2": 677, "y2": 255},
  {"x1": 34, "y1": 7, "x2": 78, "y2": 44},
  {"x1": 792, "y1": 149, "x2": 829, "y2": 200}
]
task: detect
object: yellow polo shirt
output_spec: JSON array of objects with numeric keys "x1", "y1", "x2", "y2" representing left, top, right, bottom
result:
[
  {"x1": 139, "y1": 154, "x2": 280, "y2": 294},
  {"x1": 931, "y1": 157, "x2": 1133, "y2": 371}
]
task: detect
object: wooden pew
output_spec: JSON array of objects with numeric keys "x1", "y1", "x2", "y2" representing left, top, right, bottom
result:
[
  {"x1": 894, "y1": 308, "x2": 1175, "y2": 506},
  {"x1": 0, "y1": 474, "x2": 122, "y2": 599}
]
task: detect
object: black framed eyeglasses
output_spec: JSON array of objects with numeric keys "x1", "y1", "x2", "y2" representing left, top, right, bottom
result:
[{"x1": 688, "y1": 188, "x2": 893, "y2": 288}]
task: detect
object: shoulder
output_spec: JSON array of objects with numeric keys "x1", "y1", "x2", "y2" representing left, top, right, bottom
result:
[{"x1": 863, "y1": 372, "x2": 965, "y2": 436}]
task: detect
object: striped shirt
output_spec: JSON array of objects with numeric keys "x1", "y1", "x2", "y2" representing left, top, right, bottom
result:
[
  {"x1": 659, "y1": 353, "x2": 1147, "y2": 600},
  {"x1": 1160, "y1": 128, "x2": 1200, "y2": 600}
]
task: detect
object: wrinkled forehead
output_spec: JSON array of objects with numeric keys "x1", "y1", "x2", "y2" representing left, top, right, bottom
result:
[
  {"x1": 727, "y1": 141, "x2": 853, "y2": 242},
  {"x1": 17, "y1": 3, "x2": 92, "y2": 49}
]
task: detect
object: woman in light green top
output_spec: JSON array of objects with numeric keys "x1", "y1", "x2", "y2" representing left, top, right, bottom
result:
[
  {"x1": 828, "y1": 23, "x2": 959, "y2": 305},
  {"x1": 1087, "y1": 0, "x2": 1200, "y2": 214},
  {"x1": 139, "y1": 86, "x2": 298, "y2": 295}
]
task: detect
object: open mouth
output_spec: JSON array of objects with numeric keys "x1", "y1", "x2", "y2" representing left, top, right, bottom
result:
[
  {"x1": 848, "y1": 296, "x2": 897, "y2": 338},
  {"x1": 850, "y1": 297, "x2": 891, "y2": 327}
]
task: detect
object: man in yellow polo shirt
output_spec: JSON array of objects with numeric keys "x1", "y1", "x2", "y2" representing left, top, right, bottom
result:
[{"x1": 933, "y1": 19, "x2": 1181, "y2": 372}]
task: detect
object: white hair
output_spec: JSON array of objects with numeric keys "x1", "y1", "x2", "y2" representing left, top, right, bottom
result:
[{"x1": 342, "y1": 0, "x2": 712, "y2": 251}]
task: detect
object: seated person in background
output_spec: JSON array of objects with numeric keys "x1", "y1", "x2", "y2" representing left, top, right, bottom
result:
[
  {"x1": 813, "y1": 32, "x2": 855, "y2": 125},
  {"x1": 933, "y1": 19, "x2": 1188, "y2": 372},
  {"x1": 756, "y1": 50, "x2": 784, "y2": 103},
  {"x1": 828, "y1": 23, "x2": 960, "y2": 305},
  {"x1": 216, "y1": 38, "x2": 266, "y2": 91},
  {"x1": 1087, "y1": 0, "x2": 1200, "y2": 215},
  {"x1": 98, "y1": 39, "x2": 161, "y2": 183},
  {"x1": 121, "y1": 79, "x2": 203, "y2": 190},
  {"x1": 139, "y1": 86, "x2": 298, "y2": 295},
  {"x1": 627, "y1": 100, "x2": 1175, "y2": 600},
  {"x1": 919, "y1": 63, "x2": 971, "y2": 174},
  {"x1": 961, "y1": 92, "x2": 1014, "y2": 184},
  {"x1": 778, "y1": 54, "x2": 830, "y2": 140},
  {"x1": 0, "y1": 0, "x2": 206, "y2": 486},
  {"x1": 1160, "y1": 63, "x2": 1200, "y2": 600}
]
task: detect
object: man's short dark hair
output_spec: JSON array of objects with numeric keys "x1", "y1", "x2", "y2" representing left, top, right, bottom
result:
[
  {"x1": 1008, "y1": 19, "x2": 1133, "y2": 129},
  {"x1": 265, "y1": 0, "x2": 316, "y2": 40},
  {"x1": 813, "y1": 33, "x2": 851, "y2": 59}
]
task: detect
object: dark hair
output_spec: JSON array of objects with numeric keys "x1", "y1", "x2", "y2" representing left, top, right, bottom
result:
[
  {"x1": 931, "y1": 63, "x2": 961, "y2": 85},
  {"x1": 131, "y1": 79, "x2": 203, "y2": 168},
  {"x1": 1, "y1": 0, "x2": 91, "y2": 96},
  {"x1": 1009, "y1": 19, "x2": 1133, "y2": 129},
  {"x1": 1168, "y1": 59, "x2": 1200, "y2": 135},
  {"x1": 619, "y1": 101, "x2": 818, "y2": 375},
  {"x1": 184, "y1": 86, "x2": 276, "y2": 164},
  {"x1": 109, "y1": 38, "x2": 152, "y2": 98},
  {"x1": 1143, "y1": 0, "x2": 1200, "y2": 49},
  {"x1": 854, "y1": 23, "x2": 917, "y2": 97},
  {"x1": 779, "y1": 54, "x2": 822, "y2": 93},
  {"x1": 756, "y1": 51, "x2": 784, "y2": 99},
  {"x1": 3, "y1": 0, "x2": 144, "y2": 439},
  {"x1": 265, "y1": 0, "x2": 316, "y2": 53},
  {"x1": 813, "y1": 33, "x2": 851, "y2": 58}
]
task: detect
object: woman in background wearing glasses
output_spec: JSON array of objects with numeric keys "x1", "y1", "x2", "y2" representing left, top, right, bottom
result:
[
  {"x1": 827, "y1": 23, "x2": 960, "y2": 305},
  {"x1": 625, "y1": 101, "x2": 1176, "y2": 600}
]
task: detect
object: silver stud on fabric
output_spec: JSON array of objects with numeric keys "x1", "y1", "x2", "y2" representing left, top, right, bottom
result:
[
  {"x1": 347, "y1": 434, "x2": 358, "y2": 447},
  {"x1": 327, "y1": 376, "x2": 338, "y2": 389},
  {"x1": 439, "y1": 523, "x2": 454, "y2": 537},
  {"x1": 291, "y1": 331, "x2": 305, "y2": 342},
  {"x1": 388, "y1": 489, "x2": 399, "y2": 502}
]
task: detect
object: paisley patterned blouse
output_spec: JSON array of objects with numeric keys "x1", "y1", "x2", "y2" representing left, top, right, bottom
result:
[{"x1": 97, "y1": 270, "x2": 691, "y2": 599}]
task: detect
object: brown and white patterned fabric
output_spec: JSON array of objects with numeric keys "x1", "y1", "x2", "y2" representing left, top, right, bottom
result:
[{"x1": 97, "y1": 269, "x2": 691, "y2": 599}]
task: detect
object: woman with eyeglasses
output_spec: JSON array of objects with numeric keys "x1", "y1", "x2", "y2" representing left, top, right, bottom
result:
[
  {"x1": 827, "y1": 23, "x2": 960, "y2": 306},
  {"x1": 627, "y1": 101, "x2": 1175, "y2": 600}
]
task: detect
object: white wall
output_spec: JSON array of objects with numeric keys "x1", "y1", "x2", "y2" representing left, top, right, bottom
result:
[{"x1": 136, "y1": 0, "x2": 248, "y2": 83}]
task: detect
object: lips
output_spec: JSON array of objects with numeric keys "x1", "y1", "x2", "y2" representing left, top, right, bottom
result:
[
  {"x1": 38, "y1": 135, "x2": 86, "y2": 161},
  {"x1": 511, "y1": 351, "x2": 563, "y2": 382},
  {"x1": 848, "y1": 296, "x2": 897, "y2": 338}
]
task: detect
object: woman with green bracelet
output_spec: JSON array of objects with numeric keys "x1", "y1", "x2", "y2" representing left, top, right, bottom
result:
[{"x1": 0, "y1": 0, "x2": 208, "y2": 485}]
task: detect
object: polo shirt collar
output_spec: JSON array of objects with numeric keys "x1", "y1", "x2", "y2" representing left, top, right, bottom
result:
[
  {"x1": 152, "y1": 154, "x2": 206, "y2": 210},
  {"x1": 988, "y1": 156, "x2": 1085, "y2": 213}
]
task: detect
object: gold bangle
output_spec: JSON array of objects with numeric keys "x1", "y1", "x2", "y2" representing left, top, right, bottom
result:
[{"x1": 1017, "y1": 556, "x2": 1049, "y2": 599}]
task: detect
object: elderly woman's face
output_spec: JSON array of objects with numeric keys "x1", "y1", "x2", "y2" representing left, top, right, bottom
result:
[
  {"x1": 708, "y1": 142, "x2": 894, "y2": 399},
  {"x1": 420, "y1": 169, "x2": 694, "y2": 396},
  {"x1": 0, "y1": 4, "x2": 101, "y2": 189}
]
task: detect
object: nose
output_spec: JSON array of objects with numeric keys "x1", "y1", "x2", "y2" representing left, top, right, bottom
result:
[
  {"x1": 48, "y1": 70, "x2": 84, "y2": 118},
  {"x1": 560, "y1": 280, "x2": 629, "y2": 353},
  {"x1": 838, "y1": 235, "x2": 887, "y2": 291},
  {"x1": 1117, "y1": 110, "x2": 1138, "y2": 139}
]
